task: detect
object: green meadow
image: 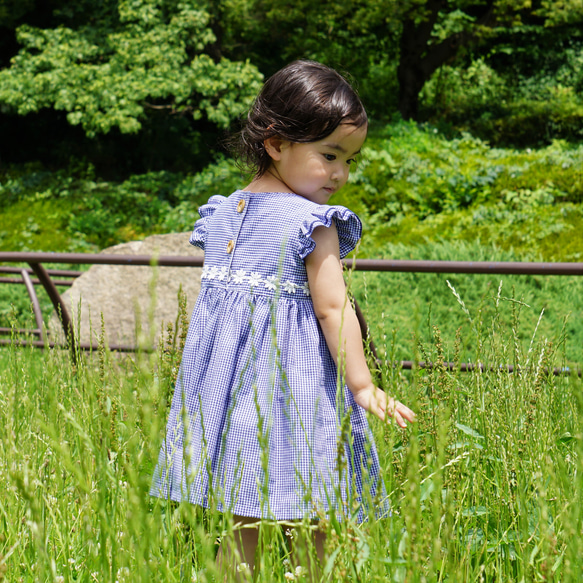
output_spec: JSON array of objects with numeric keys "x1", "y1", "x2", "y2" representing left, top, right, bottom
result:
[{"x1": 1, "y1": 279, "x2": 582, "y2": 581}]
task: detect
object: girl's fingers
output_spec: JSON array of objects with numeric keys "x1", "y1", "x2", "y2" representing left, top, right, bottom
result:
[
  {"x1": 360, "y1": 387, "x2": 415, "y2": 426},
  {"x1": 384, "y1": 396, "x2": 416, "y2": 427}
]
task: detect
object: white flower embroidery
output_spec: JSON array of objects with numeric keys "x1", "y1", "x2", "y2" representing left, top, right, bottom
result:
[
  {"x1": 232, "y1": 270, "x2": 247, "y2": 284},
  {"x1": 282, "y1": 280, "x2": 298, "y2": 294},
  {"x1": 202, "y1": 267, "x2": 309, "y2": 296},
  {"x1": 264, "y1": 275, "x2": 278, "y2": 290},
  {"x1": 248, "y1": 272, "x2": 263, "y2": 287},
  {"x1": 207, "y1": 266, "x2": 220, "y2": 280}
]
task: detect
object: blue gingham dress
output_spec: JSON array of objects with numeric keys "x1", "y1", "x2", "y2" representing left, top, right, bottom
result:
[{"x1": 151, "y1": 190, "x2": 386, "y2": 520}]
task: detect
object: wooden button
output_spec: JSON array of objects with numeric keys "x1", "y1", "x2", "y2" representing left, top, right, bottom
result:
[
  {"x1": 236, "y1": 199, "x2": 246, "y2": 213},
  {"x1": 226, "y1": 239, "x2": 235, "y2": 254}
]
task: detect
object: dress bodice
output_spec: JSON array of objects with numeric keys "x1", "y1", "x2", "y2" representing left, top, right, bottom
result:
[{"x1": 190, "y1": 190, "x2": 362, "y2": 299}]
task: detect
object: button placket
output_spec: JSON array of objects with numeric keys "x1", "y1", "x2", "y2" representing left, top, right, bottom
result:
[{"x1": 226, "y1": 192, "x2": 249, "y2": 273}]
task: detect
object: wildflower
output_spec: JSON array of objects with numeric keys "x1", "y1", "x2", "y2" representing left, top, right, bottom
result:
[{"x1": 284, "y1": 572, "x2": 295, "y2": 581}]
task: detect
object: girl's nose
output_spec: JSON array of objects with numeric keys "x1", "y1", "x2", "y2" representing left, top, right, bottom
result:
[{"x1": 331, "y1": 164, "x2": 348, "y2": 183}]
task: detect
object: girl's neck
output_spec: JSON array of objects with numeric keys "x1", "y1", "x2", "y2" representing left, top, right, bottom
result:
[{"x1": 243, "y1": 167, "x2": 293, "y2": 194}]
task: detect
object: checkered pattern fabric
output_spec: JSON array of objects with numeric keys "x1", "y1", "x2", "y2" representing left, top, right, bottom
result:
[{"x1": 150, "y1": 190, "x2": 388, "y2": 520}]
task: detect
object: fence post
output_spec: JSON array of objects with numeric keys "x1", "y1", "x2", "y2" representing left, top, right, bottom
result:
[
  {"x1": 28, "y1": 262, "x2": 77, "y2": 363},
  {"x1": 20, "y1": 268, "x2": 47, "y2": 349}
]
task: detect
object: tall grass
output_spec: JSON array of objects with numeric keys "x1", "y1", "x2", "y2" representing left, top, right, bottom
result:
[{"x1": 1, "y1": 281, "x2": 582, "y2": 582}]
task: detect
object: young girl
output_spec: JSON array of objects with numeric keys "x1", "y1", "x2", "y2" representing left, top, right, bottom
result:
[{"x1": 151, "y1": 60, "x2": 415, "y2": 576}]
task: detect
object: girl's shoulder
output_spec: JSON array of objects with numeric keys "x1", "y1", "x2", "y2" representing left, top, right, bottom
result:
[{"x1": 297, "y1": 202, "x2": 362, "y2": 260}]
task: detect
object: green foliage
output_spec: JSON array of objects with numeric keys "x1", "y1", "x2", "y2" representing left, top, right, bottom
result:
[
  {"x1": 0, "y1": 159, "x2": 245, "y2": 252},
  {"x1": 0, "y1": 0, "x2": 263, "y2": 136},
  {"x1": 421, "y1": 33, "x2": 583, "y2": 145},
  {"x1": 332, "y1": 122, "x2": 583, "y2": 259},
  {"x1": 2, "y1": 121, "x2": 582, "y2": 262},
  {"x1": 216, "y1": 0, "x2": 401, "y2": 118},
  {"x1": 161, "y1": 157, "x2": 249, "y2": 232},
  {"x1": 538, "y1": 0, "x2": 583, "y2": 26}
]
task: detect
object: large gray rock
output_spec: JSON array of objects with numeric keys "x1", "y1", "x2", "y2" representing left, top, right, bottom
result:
[{"x1": 49, "y1": 233, "x2": 203, "y2": 348}]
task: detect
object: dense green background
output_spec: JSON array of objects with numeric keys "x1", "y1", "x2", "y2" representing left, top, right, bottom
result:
[{"x1": 1, "y1": 0, "x2": 583, "y2": 366}]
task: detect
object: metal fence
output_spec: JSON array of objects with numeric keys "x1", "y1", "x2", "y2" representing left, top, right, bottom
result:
[{"x1": 1, "y1": 251, "x2": 582, "y2": 375}]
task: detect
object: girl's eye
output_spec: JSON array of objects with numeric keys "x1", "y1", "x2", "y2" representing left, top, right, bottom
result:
[
  {"x1": 323, "y1": 154, "x2": 336, "y2": 161},
  {"x1": 347, "y1": 158, "x2": 356, "y2": 165}
]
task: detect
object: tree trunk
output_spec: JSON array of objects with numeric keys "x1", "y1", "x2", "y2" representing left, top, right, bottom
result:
[{"x1": 396, "y1": 0, "x2": 495, "y2": 120}]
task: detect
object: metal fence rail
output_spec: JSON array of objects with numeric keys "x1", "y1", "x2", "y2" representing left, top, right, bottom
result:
[{"x1": 1, "y1": 251, "x2": 582, "y2": 375}]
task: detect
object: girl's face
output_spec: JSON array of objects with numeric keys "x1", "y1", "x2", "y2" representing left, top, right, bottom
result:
[{"x1": 265, "y1": 123, "x2": 367, "y2": 204}]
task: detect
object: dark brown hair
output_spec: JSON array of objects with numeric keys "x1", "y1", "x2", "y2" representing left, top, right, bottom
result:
[{"x1": 231, "y1": 60, "x2": 368, "y2": 177}]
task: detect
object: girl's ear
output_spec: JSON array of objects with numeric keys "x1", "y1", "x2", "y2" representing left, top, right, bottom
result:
[{"x1": 264, "y1": 136, "x2": 287, "y2": 161}]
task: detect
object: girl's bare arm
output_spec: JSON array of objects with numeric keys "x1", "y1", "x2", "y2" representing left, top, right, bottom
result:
[{"x1": 305, "y1": 223, "x2": 415, "y2": 428}]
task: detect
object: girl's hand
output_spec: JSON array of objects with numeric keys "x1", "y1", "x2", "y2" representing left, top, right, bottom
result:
[{"x1": 352, "y1": 385, "x2": 416, "y2": 428}]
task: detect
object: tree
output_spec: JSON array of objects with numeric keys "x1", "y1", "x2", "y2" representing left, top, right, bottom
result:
[
  {"x1": 389, "y1": 0, "x2": 583, "y2": 119},
  {"x1": 222, "y1": 0, "x2": 583, "y2": 121},
  {"x1": 0, "y1": 0, "x2": 263, "y2": 137}
]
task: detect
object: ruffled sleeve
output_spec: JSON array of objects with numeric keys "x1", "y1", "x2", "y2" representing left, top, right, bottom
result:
[
  {"x1": 189, "y1": 195, "x2": 227, "y2": 250},
  {"x1": 298, "y1": 205, "x2": 362, "y2": 259}
]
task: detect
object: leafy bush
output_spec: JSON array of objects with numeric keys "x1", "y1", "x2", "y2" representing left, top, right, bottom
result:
[
  {"x1": 332, "y1": 122, "x2": 583, "y2": 259},
  {"x1": 0, "y1": 1, "x2": 263, "y2": 137},
  {"x1": 421, "y1": 41, "x2": 583, "y2": 146},
  {"x1": 0, "y1": 158, "x2": 247, "y2": 251},
  {"x1": 161, "y1": 157, "x2": 249, "y2": 233}
]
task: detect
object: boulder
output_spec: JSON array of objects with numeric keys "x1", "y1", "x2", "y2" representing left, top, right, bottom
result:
[{"x1": 49, "y1": 233, "x2": 203, "y2": 348}]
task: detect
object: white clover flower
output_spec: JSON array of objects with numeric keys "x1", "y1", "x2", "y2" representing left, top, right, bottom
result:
[
  {"x1": 56, "y1": 577, "x2": 65, "y2": 583},
  {"x1": 232, "y1": 269, "x2": 247, "y2": 284},
  {"x1": 282, "y1": 280, "x2": 297, "y2": 294},
  {"x1": 248, "y1": 272, "x2": 263, "y2": 287},
  {"x1": 295, "y1": 565, "x2": 306, "y2": 577},
  {"x1": 284, "y1": 572, "x2": 295, "y2": 581},
  {"x1": 264, "y1": 275, "x2": 278, "y2": 290}
]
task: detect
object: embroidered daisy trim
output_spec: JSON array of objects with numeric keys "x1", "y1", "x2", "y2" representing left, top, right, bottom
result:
[{"x1": 201, "y1": 266, "x2": 310, "y2": 296}]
